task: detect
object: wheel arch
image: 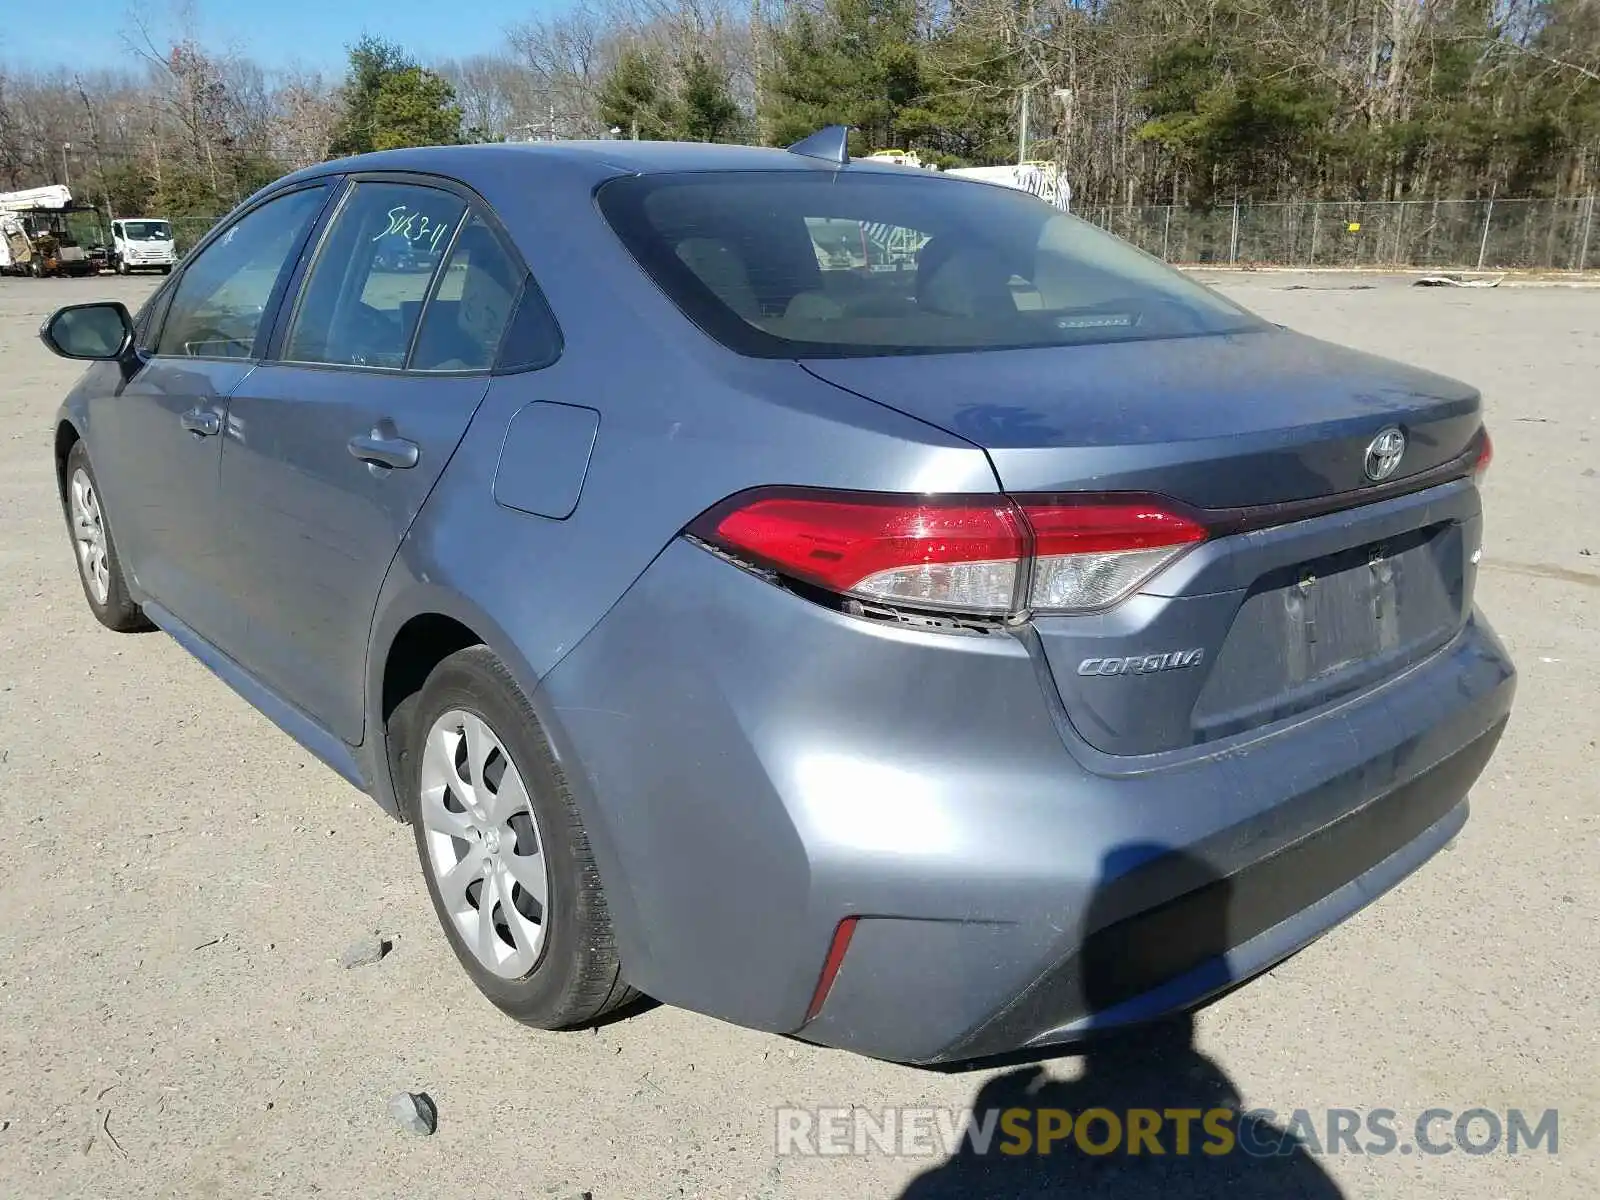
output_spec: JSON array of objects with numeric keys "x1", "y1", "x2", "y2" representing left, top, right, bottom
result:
[
  {"x1": 366, "y1": 585, "x2": 551, "y2": 820},
  {"x1": 54, "y1": 418, "x2": 82, "y2": 503},
  {"x1": 371, "y1": 603, "x2": 491, "y2": 822},
  {"x1": 365, "y1": 584, "x2": 649, "y2": 975}
]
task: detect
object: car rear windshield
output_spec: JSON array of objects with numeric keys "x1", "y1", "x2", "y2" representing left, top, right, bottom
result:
[{"x1": 596, "y1": 170, "x2": 1266, "y2": 358}]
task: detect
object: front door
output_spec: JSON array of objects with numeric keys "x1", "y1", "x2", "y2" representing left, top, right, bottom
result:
[
  {"x1": 88, "y1": 184, "x2": 332, "y2": 647},
  {"x1": 218, "y1": 180, "x2": 525, "y2": 743}
]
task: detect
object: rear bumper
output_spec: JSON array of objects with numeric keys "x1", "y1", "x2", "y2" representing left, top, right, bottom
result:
[
  {"x1": 536, "y1": 539, "x2": 1516, "y2": 1064},
  {"x1": 925, "y1": 719, "x2": 1499, "y2": 1062}
]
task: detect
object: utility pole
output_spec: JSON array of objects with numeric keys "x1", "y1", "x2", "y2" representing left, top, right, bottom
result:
[
  {"x1": 1055, "y1": 88, "x2": 1073, "y2": 152},
  {"x1": 76, "y1": 79, "x2": 114, "y2": 232},
  {"x1": 1017, "y1": 0, "x2": 1037, "y2": 166},
  {"x1": 1580, "y1": 193, "x2": 1595, "y2": 273},
  {"x1": 1052, "y1": 87, "x2": 1073, "y2": 206},
  {"x1": 1477, "y1": 186, "x2": 1496, "y2": 272},
  {"x1": 750, "y1": 0, "x2": 766, "y2": 142},
  {"x1": 1017, "y1": 86, "x2": 1031, "y2": 164},
  {"x1": 61, "y1": 142, "x2": 72, "y2": 190}
]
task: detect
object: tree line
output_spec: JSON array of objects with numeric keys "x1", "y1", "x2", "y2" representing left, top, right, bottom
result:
[{"x1": 2, "y1": 0, "x2": 1597, "y2": 230}]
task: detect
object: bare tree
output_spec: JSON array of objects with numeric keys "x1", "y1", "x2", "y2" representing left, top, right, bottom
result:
[
  {"x1": 505, "y1": 4, "x2": 618, "y2": 137},
  {"x1": 271, "y1": 70, "x2": 341, "y2": 169}
]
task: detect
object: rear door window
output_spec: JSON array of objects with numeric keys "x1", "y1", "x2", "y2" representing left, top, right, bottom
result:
[
  {"x1": 284, "y1": 181, "x2": 466, "y2": 369},
  {"x1": 410, "y1": 213, "x2": 525, "y2": 372}
]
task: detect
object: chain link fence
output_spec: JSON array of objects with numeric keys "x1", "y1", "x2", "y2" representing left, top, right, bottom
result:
[
  {"x1": 69, "y1": 198, "x2": 1600, "y2": 274},
  {"x1": 1078, "y1": 197, "x2": 1600, "y2": 272},
  {"x1": 169, "y1": 216, "x2": 221, "y2": 255}
]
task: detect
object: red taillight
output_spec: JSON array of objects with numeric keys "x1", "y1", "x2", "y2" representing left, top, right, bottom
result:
[
  {"x1": 1021, "y1": 499, "x2": 1209, "y2": 556},
  {"x1": 1474, "y1": 429, "x2": 1493, "y2": 481},
  {"x1": 695, "y1": 492, "x2": 1027, "y2": 613},
  {"x1": 691, "y1": 488, "x2": 1207, "y2": 616}
]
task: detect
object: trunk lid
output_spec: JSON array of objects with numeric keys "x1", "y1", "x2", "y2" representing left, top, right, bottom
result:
[
  {"x1": 803, "y1": 328, "x2": 1486, "y2": 757},
  {"x1": 802, "y1": 328, "x2": 1482, "y2": 504}
]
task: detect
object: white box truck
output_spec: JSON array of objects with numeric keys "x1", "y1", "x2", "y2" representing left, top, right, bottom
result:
[{"x1": 110, "y1": 217, "x2": 177, "y2": 274}]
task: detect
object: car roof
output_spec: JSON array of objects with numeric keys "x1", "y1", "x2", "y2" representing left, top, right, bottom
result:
[{"x1": 272, "y1": 140, "x2": 940, "y2": 192}]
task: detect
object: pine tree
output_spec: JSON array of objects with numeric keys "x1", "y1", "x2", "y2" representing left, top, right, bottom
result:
[
  {"x1": 761, "y1": 0, "x2": 923, "y2": 152},
  {"x1": 598, "y1": 47, "x2": 675, "y2": 139},
  {"x1": 678, "y1": 52, "x2": 740, "y2": 142},
  {"x1": 330, "y1": 37, "x2": 462, "y2": 156}
]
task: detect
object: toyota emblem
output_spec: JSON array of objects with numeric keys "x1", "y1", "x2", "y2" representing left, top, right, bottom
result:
[{"x1": 1364, "y1": 427, "x2": 1406, "y2": 482}]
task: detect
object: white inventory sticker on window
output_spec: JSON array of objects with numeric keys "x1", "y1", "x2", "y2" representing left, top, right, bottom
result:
[{"x1": 1054, "y1": 313, "x2": 1135, "y2": 329}]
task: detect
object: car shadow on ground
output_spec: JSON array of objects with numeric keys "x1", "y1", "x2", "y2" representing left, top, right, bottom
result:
[
  {"x1": 593, "y1": 991, "x2": 662, "y2": 1028},
  {"x1": 899, "y1": 845, "x2": 1346, "y2": 1199}
]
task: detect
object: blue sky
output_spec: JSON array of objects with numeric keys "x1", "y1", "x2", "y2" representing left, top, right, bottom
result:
[{"x1": 0, "y1": 0, "x2": 552, "y2": 72}]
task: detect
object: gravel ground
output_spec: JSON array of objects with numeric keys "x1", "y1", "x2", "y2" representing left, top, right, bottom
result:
[{"x1": 0, "y1": 271, "x2": 1595, "y2": 1199}]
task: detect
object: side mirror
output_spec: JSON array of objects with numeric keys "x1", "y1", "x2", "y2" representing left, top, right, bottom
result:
[{"x1": 39, "y1": 301, "x2": 135, "y2": 361}]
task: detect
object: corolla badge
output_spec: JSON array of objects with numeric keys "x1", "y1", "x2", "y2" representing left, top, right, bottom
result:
[
  {"x1": 1078, "y1": 649, "x2": 1205, "y2": 677},
  {"x1": 1364, "y1": 426, "x2": 1407, "y2": 482}
]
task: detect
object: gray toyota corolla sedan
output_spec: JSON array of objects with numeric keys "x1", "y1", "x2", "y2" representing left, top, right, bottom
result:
[{"x1": 41, "y1": 129, "x2": 1514, "y2": 1065}]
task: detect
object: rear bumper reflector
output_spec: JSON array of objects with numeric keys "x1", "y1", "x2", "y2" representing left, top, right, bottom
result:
[{"x1": 804, "y1": 917, "x2": 859, "y2": 1023}]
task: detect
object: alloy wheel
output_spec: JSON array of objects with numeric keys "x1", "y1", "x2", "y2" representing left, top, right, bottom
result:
[
  {"x1": 69, "y1": 468, "x2": 111, "y2": 605},
  {"x1": 418, "y1": 709, "x2": 549, "y2": 978}
]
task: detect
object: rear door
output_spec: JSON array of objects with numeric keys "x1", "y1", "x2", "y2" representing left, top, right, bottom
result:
[
  {"x1": 216, "y1": 176, "x2": 526, "y2": 743},
  {"x1": 87, "y1": 183, "x2": 332, "y2": 647}
]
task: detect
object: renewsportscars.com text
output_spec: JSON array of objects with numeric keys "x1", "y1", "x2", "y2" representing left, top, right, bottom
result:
[{"x1": 774, "y1": 1106, "x2": 1558, "y2": 1159}]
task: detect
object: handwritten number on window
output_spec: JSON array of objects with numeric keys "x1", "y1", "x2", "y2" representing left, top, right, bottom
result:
[{"x1": 371, "y1": 205, "x2": 454, "y2": 255}]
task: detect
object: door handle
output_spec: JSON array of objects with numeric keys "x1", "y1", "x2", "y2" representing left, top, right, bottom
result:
[
  {"x1": 348, "y1": 430, "x2": 420, "y2": 470},
  {"x1": 180, "y1": 408, "x2": 221, "y2": 437}
]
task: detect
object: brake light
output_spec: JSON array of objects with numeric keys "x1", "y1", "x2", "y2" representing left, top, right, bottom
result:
[
  {"x1": 690, "y1": 488, "x2": 1206, "y2": 616},
  {"x1": 1474, "y1": 429, "x2": 1493, "y2": 481},
  {"x1": 694, "y1": 492, "x2": 1026, "y2": 613}
]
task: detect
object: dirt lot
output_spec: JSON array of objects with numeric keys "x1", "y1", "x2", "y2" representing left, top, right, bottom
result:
[{"x1": 0, "y1": 272, "x2": 1595, "y2": 1199}]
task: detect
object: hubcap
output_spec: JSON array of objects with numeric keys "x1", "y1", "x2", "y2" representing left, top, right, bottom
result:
[
  {"x1": 68, "y1": 468, "x2": 110, "y2": 605},
  {"x1": 418, "y1": 710, "x2": 548, "y2": 978}
]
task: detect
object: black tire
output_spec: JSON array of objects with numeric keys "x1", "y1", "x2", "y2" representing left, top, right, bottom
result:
[
  {"x1": 61, "y1": 441, "x2": 152, "y2": 633},
  {"x1": 406, "y1": 646, "x2": 637, "y2": 1028},
  {"x1": 116, "y1": 257, "x2": 129, "y2": 275},
  {"x1": 160, "y1": 265, "x2": 172, "y2": 275}
]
